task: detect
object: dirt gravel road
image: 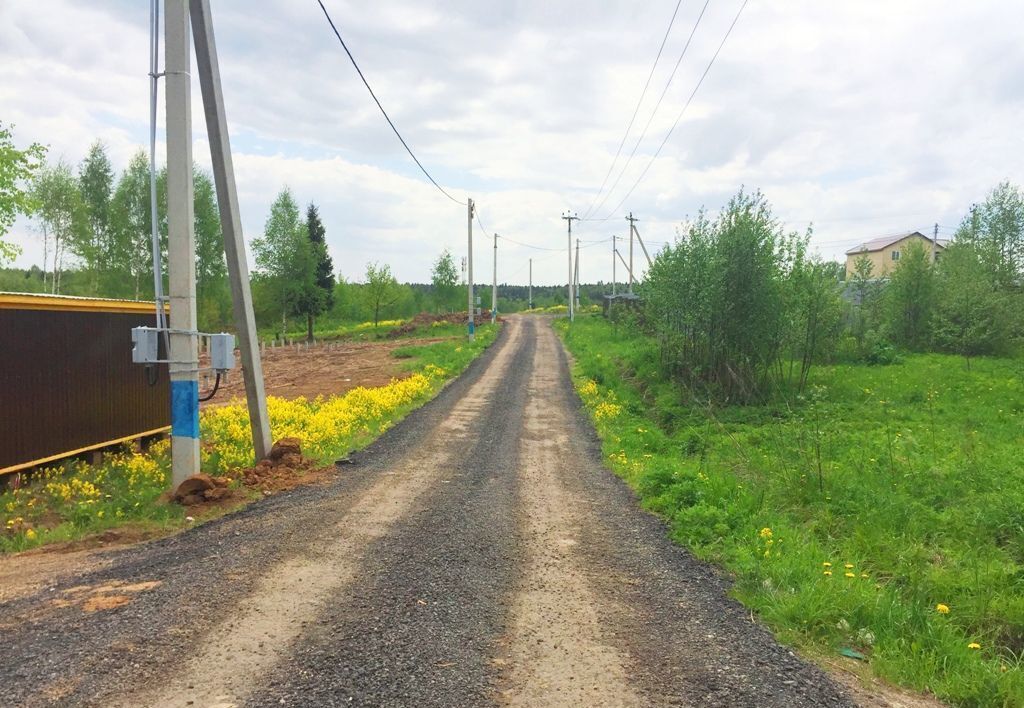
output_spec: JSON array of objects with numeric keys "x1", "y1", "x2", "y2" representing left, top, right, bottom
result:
[{"x1": 0, "y1": 315, "x2": 855, "y2": 707}]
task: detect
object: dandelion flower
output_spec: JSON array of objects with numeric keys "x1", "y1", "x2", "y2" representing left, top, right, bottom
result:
[
  {"x1": 844, "y1": 572, "x2": 855, "y2": 578},
  {"x1": 967, "y1": 642, "x2": 981, "y2": 650},
  {"x1": 759, "y1": 528, "x2": 773, "y2": 539},
  {"x1": 936, "y1": 604, "x2": 950, "y2": 614},
  {"x1": 860, "y1": 573, "x2": 869, "y2": 579},
  {"x1": 823, "y1": 570, "x2": 832, "y2": 576},
  {"x1": 25, "y1": 528, "x2": 37, "y2": 540},
  {"x1": 844, "y1": 563, "x2": 854, "y2": 569},
  {"x1": 822, "y1": 562, "x2": 832, "y2": 568}
]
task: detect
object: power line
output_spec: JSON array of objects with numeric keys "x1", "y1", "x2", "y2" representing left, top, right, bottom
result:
[
  {"x1": 315, "y1": 0, "x2": 465, "y2": 206},
  {"x1": 580, "y1": 0, "x2": 685, "y2": 219},
  {"x1": 596, "y1": 0, "x2": 750, "y2": 222},
  {"x1": 585, "y1": 0, "x2": 713, "y2": 220}
]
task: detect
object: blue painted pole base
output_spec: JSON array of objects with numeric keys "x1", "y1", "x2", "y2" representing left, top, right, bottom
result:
[{"x1": 170, "y1": 379, "x2": 200, "y2": 439}]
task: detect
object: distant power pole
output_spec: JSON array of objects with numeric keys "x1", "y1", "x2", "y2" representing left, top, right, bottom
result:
[
  {"x1": 932, "y1": 222, "x2": 939, "y2": 264},
  {"x1": 574, "y1": 238, "x2": 580, "y2": 311},
  {"x1": 612, "y1": 235, "x2": 617, "y2": 296},
  {"x1": 562, "y1": 212, "x2": 579, "y2": 321},
  {"x1": 528, "y1": 258, "x2": 533, "y2": 309},
  {"x1": 491, "y1": 232, "x2": 498, "y2": 324},
  {"x1": 626, "y1": 212, "x2": 638, "y2": 293},
  {"x1": 467, "y1": 198, "x2": 474, "y2": 340},
  {"x1": 165, "y1": 0, "x2": 200, "y2": 486}
]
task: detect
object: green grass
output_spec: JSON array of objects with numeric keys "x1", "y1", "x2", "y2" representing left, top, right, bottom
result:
[
  {"x1": 391, "y1": 320, "x2": 499, "y2": 373},
  {"x1": 556, "y1": 314, "x2": 1024, "y2": 707}
]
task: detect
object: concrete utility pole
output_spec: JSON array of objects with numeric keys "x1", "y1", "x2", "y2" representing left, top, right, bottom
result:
[
  {"x1": 529, "y1": 258, "x2": 533, "y2": 309},
  {"x1": 562, "y1": 212, "x2": 579, "y2": 321},
  {"x1": 626, "y1": 212, "x2": 638, "y2": 293},
  {"x1": 574, "y1": 238, "x2": 580, "y2": 311},
  {"x1": 612, "y1": 235, "x2": 617, "y2": 296},
  {"x1": 491, "y1": 232, "x2": 498, "y2": 324},
  {"x1": 616, "y1": 248, "x2": 635, "y2": 285},
  {"x1": 191, "y1": 0, "x2": 271, "y2": 462},
  {"x1": 165, "y1": 0, "x2": 200, "y2": 486},
  {"x1": 933, "y1": 222, "x2": 939, "y2": 264},
  {"x1": 467, "y1": 198, "x2": 475, "y2": 340},
  {"x1": 631, "y1": 218, "x2": 653, "y2": 268}
]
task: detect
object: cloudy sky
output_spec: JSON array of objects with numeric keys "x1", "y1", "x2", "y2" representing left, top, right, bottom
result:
[{"x1": 2, "y1": 0, "x2": 1022, "y2": 285}]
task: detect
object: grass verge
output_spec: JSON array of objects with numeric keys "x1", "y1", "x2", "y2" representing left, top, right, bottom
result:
[
  {"x1": 556, "y1": 314, "x2": 1023, "y2": 707},
  {"x1": 1, "y1": 321, "x2": 499, "y2": 554}
]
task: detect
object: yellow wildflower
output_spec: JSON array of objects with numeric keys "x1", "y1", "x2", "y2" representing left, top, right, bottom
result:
[
  {"x1": 936, "y1": 604, "x2": 950, "y2": 614},
  {"x1": 759, "y1": 527, "x2": 773, "y2": 539},
  {"x1": 844, "y1": 572, "x2": 855, "y2": 578},
  {"x1": 822, "y1": 562, "x2": 832, "y2": 568},
  {"x1": 844, "y1": 563, "x2": 854, "y2": 569},
  {"x1": 823, "y1": 570, "x2": 832, "y2": 576},
  {"x1": 25, "y1": 528, "x2": 37, "y2": 540},
  {"x1": 967, "y1": 642, "x2": 981, "y2": 650}
]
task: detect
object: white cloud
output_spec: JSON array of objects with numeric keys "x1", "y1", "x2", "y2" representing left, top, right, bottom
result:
[{"x1": 2, "y1": 0, "x2": 1023, "y2": 285}]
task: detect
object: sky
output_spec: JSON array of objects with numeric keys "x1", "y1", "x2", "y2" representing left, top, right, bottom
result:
[{"x1": 2, "y1": 0, "x2": 1023, "y2": 286}]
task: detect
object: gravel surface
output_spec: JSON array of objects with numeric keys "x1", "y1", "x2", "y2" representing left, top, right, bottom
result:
[{"x1": 0, "y1": 315, "x2": 857, "y2": 707}]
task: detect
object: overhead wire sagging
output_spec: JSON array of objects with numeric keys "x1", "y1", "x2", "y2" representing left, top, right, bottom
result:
[
  {"x1": 585, "y1": 0, "x2": 713, "y2": 221},
  {"x1": 581, "y1": 0, "x2": 685, "y2": 219},
  {"x1": 315, "y1": 0, "x2": 465, "y2": 206},
  {"x1": 597, "y1": 0, "x2": 750, "y2": 222}
]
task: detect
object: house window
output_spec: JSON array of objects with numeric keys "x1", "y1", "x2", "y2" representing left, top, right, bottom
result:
[{"x1": 891, "y1": 250, "x2": 900, "y2": 261}]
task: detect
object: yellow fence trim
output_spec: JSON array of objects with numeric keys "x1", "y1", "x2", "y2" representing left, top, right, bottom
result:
[{"x1": 0, "y1": 426, "x2": 172, "y2": 477}]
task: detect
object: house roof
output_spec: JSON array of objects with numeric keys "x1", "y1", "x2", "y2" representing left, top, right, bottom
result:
[{"x1": 845, "y1": 231, "x2": 951, "y2": 255}]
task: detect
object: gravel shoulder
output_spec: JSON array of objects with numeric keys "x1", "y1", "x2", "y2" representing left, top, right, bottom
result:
[{"x1": 0, "y1": 315, "x2": 867, "y2": 707}]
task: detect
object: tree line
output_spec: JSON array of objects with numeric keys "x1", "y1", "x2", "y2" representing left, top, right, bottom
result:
[{"x1": 638, "y1": 183, "x2": 1024, "y2": 404}]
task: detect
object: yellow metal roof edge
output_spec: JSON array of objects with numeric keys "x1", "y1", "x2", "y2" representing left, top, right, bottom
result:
[{"x1": 0, "y1": 292, "x2": 168, "y2": 314}]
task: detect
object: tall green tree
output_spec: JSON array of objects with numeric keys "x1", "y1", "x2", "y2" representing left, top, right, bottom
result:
[
  {"x1": 77, "y1": 141, "x2": 114, "y2": 290},
  {"x1": 296, "y1": 202, "x2": 335, "y2": 340},
  {"x1": 109, "y1": 150, "x2": 161, "y2": 299},
  {"x1": 30, "y1": 160, "x2": 88, "y2": 294},
  {"x1": 251, "y1": 187, "x2": 309, "y2": 334},
  {"x1": 885, "y1": 240, "x2": 935, "y2": 350},
  {"x1": 430, "y1": 248, "x2": 459, "y2": 312},
  {"x1": 0, "y1": 122, "x2": 46, "y2": 265},
  {"x1": 955, "y1": 182, "x2": 1024, "y2": 289},
  {"x1": 933, "y1": 243, "x2": 1011, "y2": 366},
  {"x1": 193, "y1": 168, "x2": 228, "y2": 327},
  {"x1": 363, "y1": 261, "x2": 399, "y2": 327}
]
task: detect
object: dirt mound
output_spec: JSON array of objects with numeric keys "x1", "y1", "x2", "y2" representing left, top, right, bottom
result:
[
  {"x1": 173, "y1": 474, "x2": 232, "y2": 506},
  {"x1": 239, "y1": 438, "x2": 324, "y2": 493},
  {"x1": 386, "y1": 311, "x2": 498, "y2": 338}
]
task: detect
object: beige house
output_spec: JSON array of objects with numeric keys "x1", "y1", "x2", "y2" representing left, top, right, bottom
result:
[{"x1": 844, "y1": 231, "x2": 949, "y2": 278}]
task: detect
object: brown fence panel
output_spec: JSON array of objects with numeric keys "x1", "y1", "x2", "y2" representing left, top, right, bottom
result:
[{"x1": 0, "y1": 297, "x2": 170, "y2": 473}]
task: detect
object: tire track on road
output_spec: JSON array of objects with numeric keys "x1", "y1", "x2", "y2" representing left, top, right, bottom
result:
[{"x1": 124, "y1": 319, "x2": 526, "y2": 708}]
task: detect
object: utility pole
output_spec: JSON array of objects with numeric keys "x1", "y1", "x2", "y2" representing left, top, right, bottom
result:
[
  {"x1": 933, "y1": 222, "x2": 939, "y2": 264},
  {"x1": 491, "y1": 232, "x2": 498, "y2": 324},
  {"x1": 467, "y1": 198, "x2": 475, "y2": 340},
  {"x1": 165, "y1": 0, "x2": 199, "y2": 486},
  {"x1": 574, "y1": 238, "x2": 580, "y2": 311},
  {"x1": 631, "y1": 217, "x2": 653, "y2": 268},
  {"x1": 528, "y1": 258, "x2": 533, "y2": 309},
  {"x1": 626, "y1": 212, "x2": 638, "y2": 293},
  {"x1": 562, "y1": 212, "x2": 579, "y2": 321},
  {"x1": 612, "y1": 235, "x2": 617, "y2": 296},
  {"x1": 191, "y1": 0, "x2": 270, "y2": 462}
]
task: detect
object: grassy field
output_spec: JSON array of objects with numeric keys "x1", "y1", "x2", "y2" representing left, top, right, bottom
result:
[
  {"x1": 556, "y1": 314, "x2": 1024, "y2": 706},
  {"x1": 0, "y1": 321, "x2": 499, "y2": 554}
]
